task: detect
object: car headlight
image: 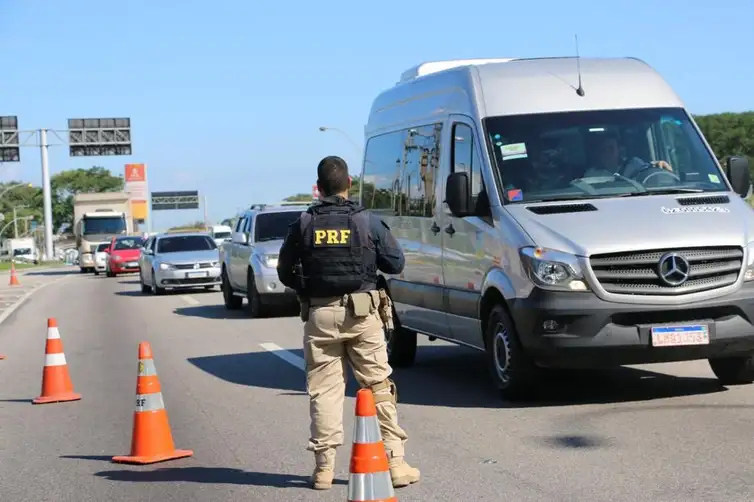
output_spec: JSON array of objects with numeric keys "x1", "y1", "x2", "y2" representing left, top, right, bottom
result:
[
  {"x1": 745, "y1": 242, "x2": 754, "y2": 282},
  {"x1": 262, "y1": 254, "x2": 278, "y2": 268},
  {"x1": 112, "y1": 255, "x2": 123, "y2": 261},
  {"x1": 210, "y1": 261, "x2": 220, "y2": 267},
  {"x1": 159, "y1": 262, "x2": 174, "y2": 271},
  {"x1": 520, "y1": 247, "x2": 589, "y2": 291}
]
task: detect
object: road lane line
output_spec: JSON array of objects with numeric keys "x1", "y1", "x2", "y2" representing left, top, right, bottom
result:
[
  {"x1": 260, "y1": 342, "x2": 305, "y2": 371},
  {"x1": 181, "y1": 295, "x2": 200, "y2": 305}
]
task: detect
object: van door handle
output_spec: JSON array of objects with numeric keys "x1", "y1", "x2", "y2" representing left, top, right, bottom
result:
[
  {"x1": 430, "y1": 222, "x2": 441, "y2": 234},
  {"x1": 444, "y1": 224, "x2": 456, "y2": 236}
]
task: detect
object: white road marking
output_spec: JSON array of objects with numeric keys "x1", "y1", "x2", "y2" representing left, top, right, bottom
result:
[
  {"x1": 181, "y1": 295, "x2": 200, "y2": 305},
  {"x1": 260, "y1": 342, "x2": 305, "y2": 371}
]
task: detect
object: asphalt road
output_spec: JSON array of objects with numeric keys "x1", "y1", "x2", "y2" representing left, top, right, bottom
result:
[{"x1": 2, "y1": 270, "x2": 754, "y2": 501}]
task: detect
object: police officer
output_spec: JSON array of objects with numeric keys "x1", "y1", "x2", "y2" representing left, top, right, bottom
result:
[{"x1": 277, "y1": 155, "x2": 420, "y2": 491}]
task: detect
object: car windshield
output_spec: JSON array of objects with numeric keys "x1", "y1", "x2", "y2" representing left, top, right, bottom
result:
[
  {"x1": 485, "y1": 107, "x2": 727, "y2": 204},
  {"x1": 157, "y1": 235, "x2": 216, "y2": 253},
  {"x1": 113, "y1": 237, "x2": 144, "y2": 251},
  {"x1": 213, "y1": 231, "x2": 231, "y2": 239},
  {"x1": 96, "y1": 243, "x2": 109, "y2": 252},
  {"x1": 254, "y1": 212, "x2": 301, "y2": 242}
]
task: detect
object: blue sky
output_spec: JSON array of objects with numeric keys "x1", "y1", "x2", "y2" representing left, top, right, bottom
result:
[{"x1": 0, "y1": 1, "x2": 752, "y2": 230}]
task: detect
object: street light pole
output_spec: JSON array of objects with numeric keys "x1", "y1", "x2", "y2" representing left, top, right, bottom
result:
[{"x1": 318, "y1": 126, "x2": 361, "y2": 154}]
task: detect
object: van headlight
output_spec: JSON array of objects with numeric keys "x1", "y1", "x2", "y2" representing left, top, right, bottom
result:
[
  {"x1": 520, "y1": 247, "x2": 589, "y2": 291},
  {"x1": 262, "y1": 254, "x2": 278, "y2": 268},
  {"x1": 745, "y1": 243, "x2": 754, "y2": 282}
]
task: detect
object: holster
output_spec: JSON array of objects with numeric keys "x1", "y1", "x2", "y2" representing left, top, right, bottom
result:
[
  {"x1": 299, "y1": 297, "x2": 310, "y2": 322},
  {"x1": 377, "y1": 289, "x2": 394, "y2": 332}
]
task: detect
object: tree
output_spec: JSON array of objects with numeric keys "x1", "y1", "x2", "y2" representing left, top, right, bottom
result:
[
  {"x1": 168, "y1": 221, "x2": 206, "y2": 231},
  {"x1": 51, "y1": 166, "x2": 124, "y2": 232},
  {"x1": 694, "y1": 112, "x2": 754, "y2": 172},
  {"x1": 283, "y1": 193, "x2": 313, "y2": 202},
  {"x1": 0, "y1": 181, "x2": 43, "y2": 239}
]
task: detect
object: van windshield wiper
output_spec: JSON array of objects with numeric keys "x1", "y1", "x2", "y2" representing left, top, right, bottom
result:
[{"x1": 618, "y1": 187, "x2": 705, "y2": 197}]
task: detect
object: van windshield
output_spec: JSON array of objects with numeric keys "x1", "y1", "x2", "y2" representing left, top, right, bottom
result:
[{"x1": 484, "y1": 107, "x2": 727, "y2": 204}]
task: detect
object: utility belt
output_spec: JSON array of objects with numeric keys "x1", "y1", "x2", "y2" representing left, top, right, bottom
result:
[{"x1": 300, "y1": 289, "x2": 394, "y2": 330}]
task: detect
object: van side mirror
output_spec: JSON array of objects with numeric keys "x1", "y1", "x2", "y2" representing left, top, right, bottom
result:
[
  {"x1": 446, "y1": 172, "x2": 473, "y2": 217},
  {"x1": 726, "y1": 156, "x2": 751, "y2": 197}
]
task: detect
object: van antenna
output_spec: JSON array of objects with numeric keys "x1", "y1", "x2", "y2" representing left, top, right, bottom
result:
[{"x1": 574, "y1": 34, "x2": 585, "y2": 97}]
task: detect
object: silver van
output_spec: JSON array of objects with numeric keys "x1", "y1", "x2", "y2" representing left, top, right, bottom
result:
[{"x1": 360, "y1": 57, "x2": 753, "y2": 400}]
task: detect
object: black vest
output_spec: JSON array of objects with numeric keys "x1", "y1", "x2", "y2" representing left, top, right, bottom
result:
[{"x1": 300, "y1": 199, "x2": 377, "y2": 298}]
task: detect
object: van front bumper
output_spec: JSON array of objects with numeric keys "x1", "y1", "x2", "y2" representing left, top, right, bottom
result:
[{"x1": 512, "y1": 284, "x2": 754, "y2": 368}]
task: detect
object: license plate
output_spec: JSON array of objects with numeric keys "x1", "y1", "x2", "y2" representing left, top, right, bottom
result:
[
  {"x1": 127, "y1": 262, "x2": 138, "y2": 267},
  {"x1": 651, "y1": 324, "x2": 709, "y2": 347},
  {"x1": 186, "y1": 271, "x2": 208, "y2": 278}
]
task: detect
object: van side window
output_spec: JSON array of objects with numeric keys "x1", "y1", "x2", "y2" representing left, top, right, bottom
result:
[
  {"x1": 401, "y1": 124, "x2": 442, "y2": 217},
  {"x1": 452, "y1": 123, "x2": 485, "y2": 208},
  {"x1": 362, "y1": 131, "x2": 405, "y2": 213},
  {"x1": 363, "y1": 124, "x2": 443, "y2": 217}
]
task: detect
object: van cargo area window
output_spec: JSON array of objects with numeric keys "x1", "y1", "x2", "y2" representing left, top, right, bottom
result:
[
  {"x1": 362, "y1": 123, "x2": 442, "y2": 217},
  {"x1": 484, "y1": 107, "x2": 725, "y2": 203}
]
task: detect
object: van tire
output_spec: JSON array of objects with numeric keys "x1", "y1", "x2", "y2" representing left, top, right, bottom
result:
[
  {"x1": 484, "y1": 304, "x2": 540, "y2": 400},
  {"x1": 708, "y1": 356, "x2": 754, "y2": 385}
]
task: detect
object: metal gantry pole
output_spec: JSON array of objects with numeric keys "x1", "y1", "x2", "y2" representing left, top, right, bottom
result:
[{"x1": 39, "y1": 129, "x2": 54, "y2": 261}]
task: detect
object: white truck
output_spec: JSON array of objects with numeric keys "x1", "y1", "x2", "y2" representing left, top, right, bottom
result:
[
  {"x1": 73, "y1": 192, "x2": 133, "y2": 273},
  {"x1": 2, "y1": 237, "x2": 38, "y2": 263}
]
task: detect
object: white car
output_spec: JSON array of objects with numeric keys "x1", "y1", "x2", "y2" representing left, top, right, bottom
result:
[{"x1": 93, "y1": 242, "x2": 110, "y2": 275}]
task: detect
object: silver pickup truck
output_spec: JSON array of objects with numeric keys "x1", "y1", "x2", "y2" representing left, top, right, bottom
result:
[{"x1": 219, "y1": 203, "x2": 311, "y2": 317}]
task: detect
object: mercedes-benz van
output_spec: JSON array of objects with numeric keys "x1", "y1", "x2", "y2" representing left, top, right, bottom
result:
[{"x1": 360, "y1": 56, "x2": 753, "y2": 400}]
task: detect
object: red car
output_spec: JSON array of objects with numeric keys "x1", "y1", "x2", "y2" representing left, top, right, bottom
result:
[{"x1": 105, "y1": 236, "x2": 145, "y2": 277}]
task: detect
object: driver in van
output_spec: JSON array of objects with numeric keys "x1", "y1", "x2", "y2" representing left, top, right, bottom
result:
[{"x1": 584, "y1": 130, "x2": 673, "y2": 179}]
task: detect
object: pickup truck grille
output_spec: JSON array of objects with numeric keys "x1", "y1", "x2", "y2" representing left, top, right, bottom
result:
[
  {"x1": 174, "y1": 262, "x2": 213, "y2": 270},
  {"x1": 589, "y1": 247, "x2": 743, "y2": 296}
]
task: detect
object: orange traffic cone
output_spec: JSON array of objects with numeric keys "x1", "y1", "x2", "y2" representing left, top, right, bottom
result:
[
  {"x1": 33, "y1": 318, "x2": 81, "y2": 404},
  {"x1": 8, "y1": 261, "x2": 20, "y2": 286},
  {"x1": 347, "y1": 388, "x2": 398, "y2": 502},
  {"x1": 112, "y1": 342, "x2": 193, "y2": 465}
]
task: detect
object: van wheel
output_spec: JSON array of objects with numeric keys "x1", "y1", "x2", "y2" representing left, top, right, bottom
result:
[
  {"x1": 385, "y1": 302, "x2": 416, "y2": 368},
  {"x1": 222, "y1": 269, "x2": 242, "y2": 310},
  {"x1": 708, "y1": 356, "x2": 754, "y2": 385},
  {"x1": 484, "y1": 304, "x2": 540, "y2": 400}
]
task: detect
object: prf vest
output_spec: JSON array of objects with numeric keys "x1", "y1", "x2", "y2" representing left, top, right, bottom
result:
[{"x1": 299, "y1": 202, "x2": 377, "y2": 298}]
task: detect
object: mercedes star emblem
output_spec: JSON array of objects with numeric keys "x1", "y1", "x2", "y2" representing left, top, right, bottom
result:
[{"x1": 658, "y1": 252, "x2": 691, "y2": 287}]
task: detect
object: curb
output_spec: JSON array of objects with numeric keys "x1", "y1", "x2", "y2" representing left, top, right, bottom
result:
[{"x1": 0, "y1": 273, "x2": 75, "y2": 326}]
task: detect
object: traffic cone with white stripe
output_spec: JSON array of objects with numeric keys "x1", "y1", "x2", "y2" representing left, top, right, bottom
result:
[
  {"x1": 348, "y1": 388, "x2": 398, "y2": 502},
  {"x1": 112, "y1": 341, "x2": 193, "y2": 464},
  {"x1": 32, "y1": 318, "x2": 81, "y2": 404},
  {"x1": 9, "y1": 261, "x2": 20, "y2": 286}
]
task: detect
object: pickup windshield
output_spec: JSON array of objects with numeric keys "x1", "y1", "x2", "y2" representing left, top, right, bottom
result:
[
  {"x1": 254, "y1": 212, "x2": 302, "y2": 242},
  {"x1": 485, "y1": 107, "x2": 727, "y2": 204}
]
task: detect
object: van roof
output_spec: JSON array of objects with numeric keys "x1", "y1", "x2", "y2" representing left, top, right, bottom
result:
[{"x1": 367, "y1": 57, "x2": 684, "y2": 135}]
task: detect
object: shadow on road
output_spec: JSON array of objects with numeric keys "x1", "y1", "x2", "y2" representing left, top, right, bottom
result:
[
  {"x1": 188, "y1": 344, "x2": 726, "y2": 409},
  {"x1": 174, "y1": 304, "x2": 299, "y2": 320},
  {"x1": 23, "y1": 269, "x2": 74, "y2": 277},
  {"x1": 114, "y1": 291, "x2": 148, "y2": 297},
  {"x1": 93, "y1": 467, "x2": 347, "y2": 488},
  {"x1": 118, "y1": 280, "x2": 140, "y2": 285}
]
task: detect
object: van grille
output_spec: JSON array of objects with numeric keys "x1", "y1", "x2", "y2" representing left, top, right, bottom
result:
[{"x1": 589, "y1": 247, "x2": 743, "y2": 296}]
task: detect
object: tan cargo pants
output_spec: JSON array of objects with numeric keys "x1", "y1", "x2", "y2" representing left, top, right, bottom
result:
[{"x1": 303, "y1": 298, "x2": 409, "y2": 459}]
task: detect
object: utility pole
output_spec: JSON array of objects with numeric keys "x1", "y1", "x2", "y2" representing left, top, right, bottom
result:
[
  {"x1": 12, "y1": 206, "x2": 17, "y2": 238},
  {"x1": 39, "y1": 129, "x2": 53, "y2": 261}
]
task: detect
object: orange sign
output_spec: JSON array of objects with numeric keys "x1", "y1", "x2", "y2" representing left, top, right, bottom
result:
[
  {"x1": 125, "y1": 163, "x2": 146, "y2": 182},
  {"x1": 131, "y1": 200, "x2": 148, "y2": 220}
]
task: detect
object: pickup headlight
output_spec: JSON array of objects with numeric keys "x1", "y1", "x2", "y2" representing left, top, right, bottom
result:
[
  {"x1": 159, "y1": 262, "x2": 174, "y2": 271},
  {"x1": 210, "y1": 261, "x2": 220, "y2": 268},
  {"x1": 262, "y1": 254, "x2": 278, "y2": 268},
  {"x1": 745, "y1": 243, "x2": 754, "y2": 282},
  {"x1": 520, "y1": 247, "x2": 589, "y2": 291}
]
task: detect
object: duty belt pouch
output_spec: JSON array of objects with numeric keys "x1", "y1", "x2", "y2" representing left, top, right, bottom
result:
[
  {"x1": 348, "y1": 293, "x2": 372, "y2": 318},
  {"x1": 299, "y1": 299, "x2": 310, "y2": 322}
]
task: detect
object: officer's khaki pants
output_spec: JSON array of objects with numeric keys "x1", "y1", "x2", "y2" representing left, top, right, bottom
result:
[{"x1": 304, "y1": 304, "x2": 409, "y2": 459}]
